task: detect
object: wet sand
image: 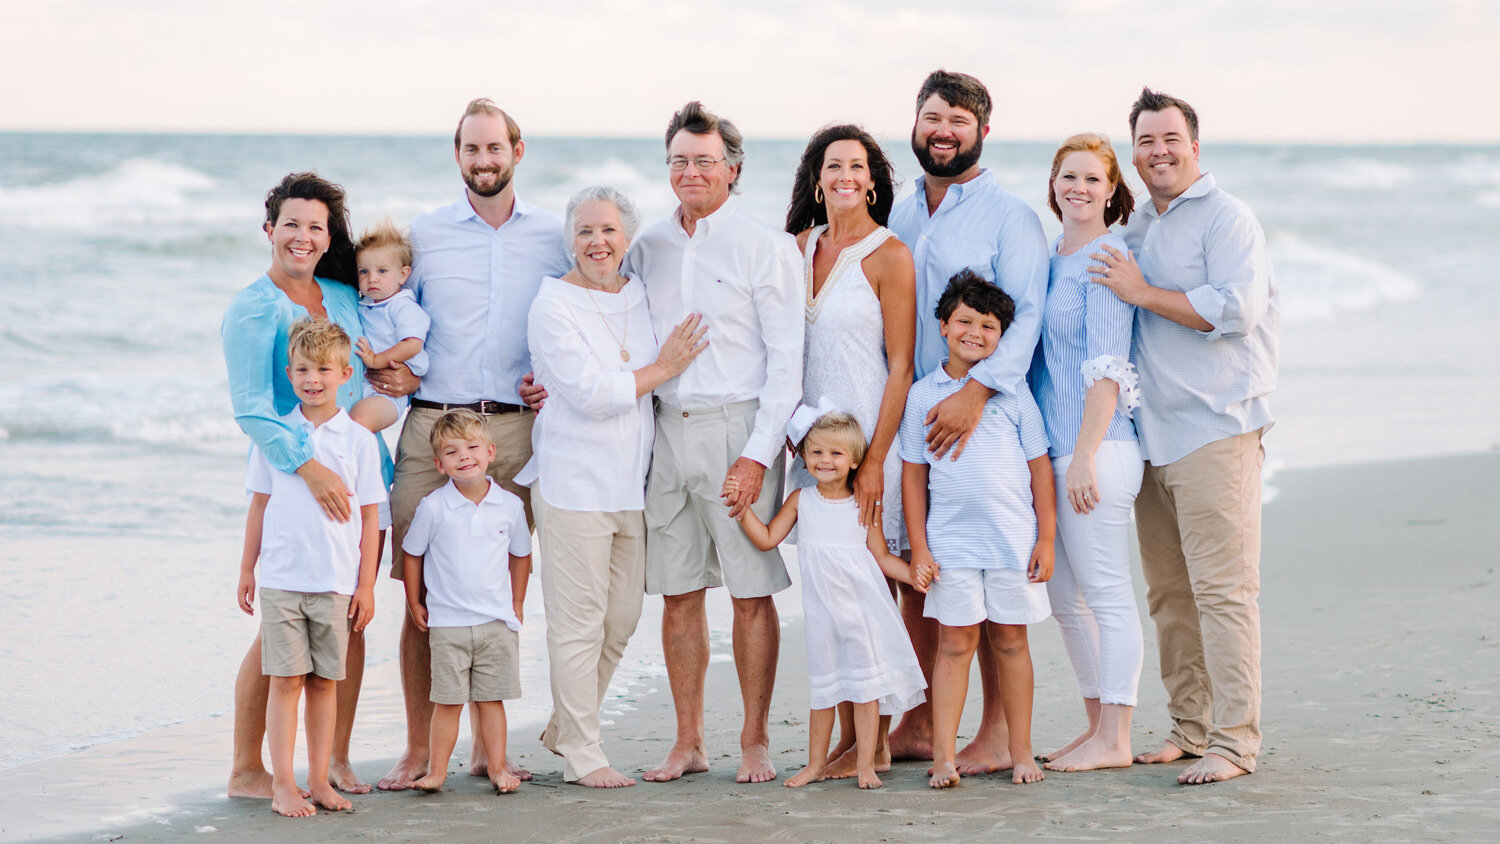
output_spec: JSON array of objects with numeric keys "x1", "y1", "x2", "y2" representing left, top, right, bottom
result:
[{"x1": 3, "y1": 452, "x2": 1498, "y2": 842}]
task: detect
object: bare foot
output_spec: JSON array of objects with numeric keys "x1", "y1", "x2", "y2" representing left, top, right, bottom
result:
[
  {"x1": 928, "y1": 761, "x2": 960, "y2": 789},
  {"x1": 228, "y1": 769, "x2": 274, "y2": 799},
  {"x1": 491, "y1": 772, "x2": 522, "y2": 794},
  {"x1": 271, "y1": 782, "x2": 315, "y2": 818},
  {"x1": 954, "y1": 737, "x2": 1013, "y2": 776},
  {"x1": 309, "y1": 784, "x2": 352, "y2": 811},
  {"x1": 736, "y1": 744, "x2": 777, "y2": 783},
  {"x1": 329, "y1": 759, "x2": 372, "y2": 794},
  {"x1": 1178, "y1": 753, "x2": 1249, "y2": 785},
  {"x1": 576, "y1": 766, "x2": 636, "y2": 788},
  {"x1": 377, "y1": 754, "x2": 429, "y2": 791},
  {"x1": 1134, "y1": 741, "x2": 1190, "y2": 765},
  {"x1": 472, "y1": 757, "x2": 532, "y2": 782},
  {"x1": 822, "y1": 736, "x2": 854, "y2": 769},
  {"x1": 887, "y1": 721, "x2": 934, "y2": 762},
  {"x1": 1042, "y1": 727, "x2": 1094, "y2": 763},
  {"x1": 642, "y1": 744, "x2": 710, "y2": 782},
  {"x1": 784, "y1": 763, "x2": 826, "y2": 787},
  {"x1": 823, "y1": 744, "x2": 891, "y2": 779},
  {"x1": 1011, "y1": 757, "x2": 1046, "y2": 784},
  {"x1": 412, "y1": 771, "x2": 446, "y2": 793},
  {"x1": 1045, "y1": 736, "x2": 1133, "y2": 772},
  {"x1": 857, "y1": 768, "x2": 883, "y2": 789}
]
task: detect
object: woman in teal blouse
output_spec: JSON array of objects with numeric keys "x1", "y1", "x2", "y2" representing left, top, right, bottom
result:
[{"x1": 222, "y1": 172, "x2": 388, "y2": 797}]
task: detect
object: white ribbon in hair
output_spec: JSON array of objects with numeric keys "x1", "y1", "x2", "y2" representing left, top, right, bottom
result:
[{"x1": 785, "y1": 397, "x2": 842, "y2": 446}]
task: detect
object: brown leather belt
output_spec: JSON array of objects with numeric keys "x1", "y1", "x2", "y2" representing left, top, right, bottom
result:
[{"x1": 411, "y1": 398, "x2": 527, "y2": 415}]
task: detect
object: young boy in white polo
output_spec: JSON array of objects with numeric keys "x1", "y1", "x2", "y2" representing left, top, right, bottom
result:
[
  {"x1": 401, "y1": 409, "x2": 532, "y2": 794},
  {"x1": 237, "y1": 318, "x2": 385, "y2": 818},
  {"x1": 901, "y1": 269, "x2": 1056, "y2": 790}
]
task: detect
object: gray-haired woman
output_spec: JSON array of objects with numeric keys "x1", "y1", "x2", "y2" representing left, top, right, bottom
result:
[{"x1": 516, "y1": 186, "x2": 707, "y2": 787}]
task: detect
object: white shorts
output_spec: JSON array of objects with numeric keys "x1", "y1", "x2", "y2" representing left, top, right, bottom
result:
[{"x1": 922, "y1": 567, "x2": 1051, "y2": 627}]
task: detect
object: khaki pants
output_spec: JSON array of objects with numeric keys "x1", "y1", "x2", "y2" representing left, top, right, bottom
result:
[
  {"x1": 534, "y1": 492, "x2": 646, "y2": 781},
  {"x1": 389, "y1": 406, "x2": 535, "y2": 579},
  {"x1": 1135, "y1": 429, "x2": 1264, "y2": 772}
]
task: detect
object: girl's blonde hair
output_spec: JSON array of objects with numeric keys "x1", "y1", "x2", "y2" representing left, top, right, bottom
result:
[{"x1": 799, "y1": 412, "x2": 867, "y2": 467}]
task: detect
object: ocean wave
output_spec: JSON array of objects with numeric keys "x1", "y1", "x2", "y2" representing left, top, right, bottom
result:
[
  {"x1": 0, "y1": 158, "x2": 244, "y2": 230},
  {"x1": 1297, "y1": 157, "x2": 1416, "y2": 190},
  {"x1": 1270, "y1": 233, "x2": 1420, "y2": 323}
]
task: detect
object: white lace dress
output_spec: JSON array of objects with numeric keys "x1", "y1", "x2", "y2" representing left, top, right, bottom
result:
[
  {"x1": 795, "y1": 488, "x2": 926, "y2": 714},
  {"x1": 791, "y1": 225, "x2": 907, "y2": 552}
]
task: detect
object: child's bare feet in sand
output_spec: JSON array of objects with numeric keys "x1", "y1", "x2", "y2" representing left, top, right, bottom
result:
[
  {"x1": 412, "y1": 771, "x2": 446, "y2": 793},
  {"x1": 309, "y1": 783, "x2": 352, "y2": 811},
  {"x1": 469, "y1": 755, "x2": 532, "y2": 782},
  {"x1": 271, "y1": 781, "x2": 316, "y2": 817},
  {"x1": 577, "y1": 766, "x2": 636, "y2": 788},
  {"x1": 1045, "y1": 735, "x2": 1132, "y2": 772},
  {"x1": 928, "y1": 760, "x2": 960, "y2": 788},
  {"x1": 1178, "y1": 753, "x2": 1249, "y2": 785},
  {"x1": 823, "y1": 743, "x2": 891, "y2": 778},
  {"x1": 954, "y1": 735, "x2": 1012, "y2": 775},
  {"x1": 1011, "y1": 757, "x2": 1045, "y2": 784},
  {"x1": 1134, "y1": 741, "x2": 1189, "y2": 765},
  {"x1": 857, "y1": 768, "x2": 883, "y2": 789},
  {"x1": 784, "y1": 763, "x2": 826, "y2": 787},
  {"x1": 491, "y1": 771, "x2": 521, "y2": 793},
  {"x1": 642, "y1": 743, "x2": 710, "y2": 782},
  {"x1": 329, "y1": 760, "x2": 371, "y2": 794}
]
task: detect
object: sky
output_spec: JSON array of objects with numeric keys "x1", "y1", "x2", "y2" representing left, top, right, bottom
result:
[{"x1": 3, "y1": 0, "x2": 1496, "y2": 143}]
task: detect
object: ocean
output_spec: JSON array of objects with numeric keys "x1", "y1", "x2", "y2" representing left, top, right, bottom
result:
[{"x1": 1, "y1": 132, "x2": 1497, "y2": 771}]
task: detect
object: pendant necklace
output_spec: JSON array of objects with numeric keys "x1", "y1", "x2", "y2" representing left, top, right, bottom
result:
[{"x1": 581, "y1": 277, "x2": 630, "y2": 362}]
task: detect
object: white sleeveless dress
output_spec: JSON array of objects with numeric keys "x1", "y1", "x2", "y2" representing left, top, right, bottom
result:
[
  {"x1": 796, "y1": 488, "x2": 926, "y2": 714},
  {"x1": 792, "y1": 225, "x2": 907, "y2": 552}
]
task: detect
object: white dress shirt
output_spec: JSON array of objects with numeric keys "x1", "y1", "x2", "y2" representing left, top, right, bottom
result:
[
  {"x1": 408, "y1": 193, "x2": 570, "y2": 406},
  {"x1": 622, "y1": 200, "x2": 804, "y2": 466},
  {"x1": 245, "y1": 407, "x2": 387, "y2": 594},
  {"x1": 402, "y1": 479, "x2": 532, "y2": 630},
  {"x1": 515, "y1": 276, "x2": 658, "y2": 512}
]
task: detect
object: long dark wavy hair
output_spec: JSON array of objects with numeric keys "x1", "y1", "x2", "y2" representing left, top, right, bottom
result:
[
  {"x1": 264, "y1": 172, "x2": 357, "y2": 286},
  {"x1": 784, "y1": 124, "x2": 897, "y2": 235}
]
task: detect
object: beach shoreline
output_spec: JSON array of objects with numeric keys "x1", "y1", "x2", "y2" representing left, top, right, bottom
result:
[{"x1": 4, "y1": 451, "x2": 1499, "y2": 842}]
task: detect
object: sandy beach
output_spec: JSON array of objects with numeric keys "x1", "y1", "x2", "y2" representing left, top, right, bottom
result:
[{"x1": 3, "y1": 451, "x2": 1498, "y2": 842}]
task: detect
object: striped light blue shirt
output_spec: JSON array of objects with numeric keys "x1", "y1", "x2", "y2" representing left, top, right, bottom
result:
[
  {"x1": 1119, "y1": 173, "x2": 1279, "y2": 466},
  {"x1": 1029, "y1": 233, "x2": 1138, "y2": 458},
  {"x1": 889, "y1": 170, "x2": 1049, "y2": 392},
  {"x1": 899, "y1": 365, "x2": 1050, "y2": 571},
  {"x1": 408, "y1": 194, "x2": 570, "y2": 406}
]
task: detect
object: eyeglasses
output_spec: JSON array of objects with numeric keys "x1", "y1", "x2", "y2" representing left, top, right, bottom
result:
[{"x1": 666, "y1": 156, "x2": 727, "y2": 171}]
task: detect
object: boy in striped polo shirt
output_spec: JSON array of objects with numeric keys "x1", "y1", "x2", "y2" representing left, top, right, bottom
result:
[{"x1": 901, "y1": 269, "x2": 1056, "y2": 789}]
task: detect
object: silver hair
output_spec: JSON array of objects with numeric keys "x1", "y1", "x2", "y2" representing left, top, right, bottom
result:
[
  {"x1": 664, "y1": 101, "x2": 746, "y2": 194},
  {"x1": 563, "y1": 186, "x2": 642, "y2": 265}
]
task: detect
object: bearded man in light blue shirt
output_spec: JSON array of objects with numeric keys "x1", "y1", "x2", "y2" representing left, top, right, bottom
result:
[
  {"x1": 1091, "y1": 88, "x2": 1279, "y2": 786},
  {"x1": 886, "y1": 69, "x2": 1048, "y2": 772},
  {"x1": 366, "y1": 98, "x2": 569, "y2": 791}
]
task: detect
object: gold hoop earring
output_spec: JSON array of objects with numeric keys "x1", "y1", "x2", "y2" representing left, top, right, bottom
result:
[
  {"x1": 815, "y1": 185, "x2": 824, "y2": 204},
  {"x1": 867, "y1": 189, "x2": 877, "y2": 206}
]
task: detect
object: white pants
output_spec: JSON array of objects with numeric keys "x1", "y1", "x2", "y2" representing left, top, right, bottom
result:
[{"x1": 1047, "y1": 440, "x2": 1145, "y2": 706}]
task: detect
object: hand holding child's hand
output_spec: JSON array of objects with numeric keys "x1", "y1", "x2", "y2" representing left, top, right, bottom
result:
[
  {"x1": 911, "y1": 553, "x2": 939, "y2": 593},
  {"x1": 355, "y1": 337, "x2": 377, "y2": 367},
  {"x1": 408, "y1": 601, "x2": 429, "y2": 633},
  {"x1": 350, "y1": 586, "x2": 375, "y2": 632},
  {"x1": 237, "y1": 571, "x2": 256, "y2": 616},
  {"x1": 1027, "y1": 541, "x2": 1054, "y2": 583}
]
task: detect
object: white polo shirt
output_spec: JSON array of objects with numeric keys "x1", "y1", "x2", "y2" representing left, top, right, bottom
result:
[
  {"x1": 245, "y1": 407, "x2": 387, "y2": 595},
  {"x1": 402, "y1": 479, "x2": 532, "y2": 630}
]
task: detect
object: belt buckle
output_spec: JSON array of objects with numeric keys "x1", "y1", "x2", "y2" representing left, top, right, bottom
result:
[{"x1": 478, "y1": 400, "x2": 501, "y2": 415}]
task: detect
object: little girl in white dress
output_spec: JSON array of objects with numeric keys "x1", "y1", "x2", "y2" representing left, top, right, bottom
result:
[{"x1": 734, "y1": 403, "x2": 927, "y2": 789}]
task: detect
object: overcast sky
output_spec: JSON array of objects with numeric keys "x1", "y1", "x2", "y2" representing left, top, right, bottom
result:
[{"x1": 4, "y1": 0, "x2": 1495, "y2": 143}]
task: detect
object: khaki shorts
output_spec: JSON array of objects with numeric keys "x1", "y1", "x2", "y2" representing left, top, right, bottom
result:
[
  {"x1": 389, "y1": 405, "x2": 534, "y2": 580},
  {"x1": 429, "y1": 621, "x2": 522, "y2": 704},
  {"x1": 644, "y1": 400, "x2": 790, "y2": 599},
  {"x1": 260, "y1": 588, "x2": 351, "y2": 680}
]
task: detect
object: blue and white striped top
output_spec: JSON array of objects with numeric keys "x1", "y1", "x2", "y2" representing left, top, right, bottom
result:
[
  {"x1": 1118, "y1": 173, "x2": 1279, "y2": 466},
  {"x1": 1029, "y1": 232, "x2": 1138, "y2": 458},
  {"x1": 899, "y1": 366, "x2": 1050, "y2": 571}
]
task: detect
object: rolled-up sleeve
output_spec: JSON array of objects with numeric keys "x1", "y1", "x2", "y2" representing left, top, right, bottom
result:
[
  {"x1": 972, "y1": 208, "x2": 1048, "y2": 394},
  {"x1": 1188, "y1": 211, "x2": 1272, "y2": 341},
  {"x1": 222, "y1": 291, "x2": 312, "y2": 475},
  {"x1": 526, "y1": 296, "x2": 637, "y2": 421},
  {"x1": 742, "y1": 238, "x2": 805, "y2": 465}
]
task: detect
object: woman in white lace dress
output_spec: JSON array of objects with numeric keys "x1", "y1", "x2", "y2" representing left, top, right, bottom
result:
[{"x1": 783, "y1": 124, "x2": 916, "y2": 778}]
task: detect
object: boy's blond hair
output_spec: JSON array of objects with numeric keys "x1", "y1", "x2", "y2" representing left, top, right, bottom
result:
[
  {"x1": 286, "y1": 317, "x2": 351, "y2": 367},
  {"x1": 428, "y1": 408, "x2": 492, "y2": 453},
  {"x1": 800, "y1": 412, "x2": 867, "y2": 467},
  {"x1": 355, "y1": 217, "x2": 412, "y2": 267}
]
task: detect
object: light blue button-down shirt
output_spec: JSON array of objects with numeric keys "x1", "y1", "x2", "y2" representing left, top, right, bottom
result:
[
  {"x1": 408, "y1": 194, "x2": 570, "y2": 406},
  {"x1": 888, "y1": 169, "x2": 1049, "y2": 394},
  {"x1": 1119, "y1": 173, "x2": 1279, "y2": 466}
]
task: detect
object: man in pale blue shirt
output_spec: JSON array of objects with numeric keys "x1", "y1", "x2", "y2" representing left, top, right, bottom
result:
[
  {"x1": 886, "y1": 69, "x2": 1049, "y2": 772},
  {"x1": 1091, "y1": 88, "x2": 1279, "y2": 786},
  {"x1": 366, "y1": 98, "x2": 569, "y2": 791}
]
